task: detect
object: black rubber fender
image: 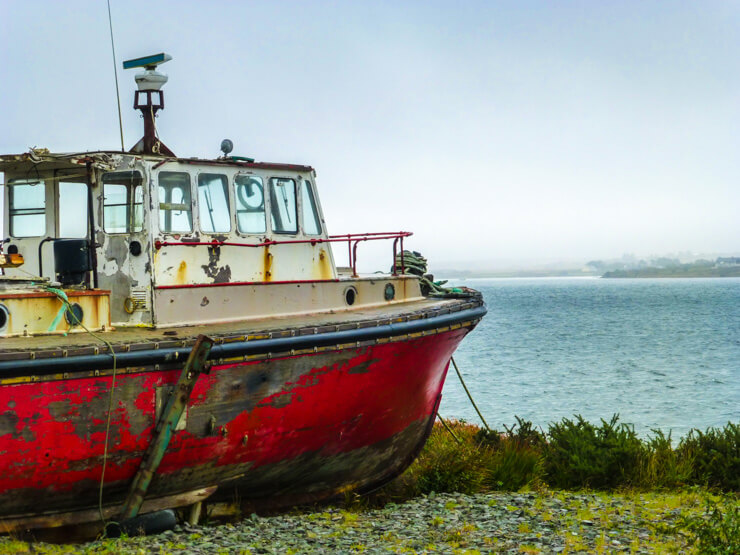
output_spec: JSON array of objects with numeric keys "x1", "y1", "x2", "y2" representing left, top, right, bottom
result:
[{"x1": 105, "y1": 509, "x2": 177, "y2": 537}]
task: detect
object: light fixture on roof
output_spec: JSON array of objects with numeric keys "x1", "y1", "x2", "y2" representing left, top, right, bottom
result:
[{"x1": 220, "y1": 139, "x2": 234, "y2": 157}]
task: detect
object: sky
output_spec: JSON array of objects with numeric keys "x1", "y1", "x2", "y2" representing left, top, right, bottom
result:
[{"x1": 1, "y1": 1, "x2": 738, "y2": 271}]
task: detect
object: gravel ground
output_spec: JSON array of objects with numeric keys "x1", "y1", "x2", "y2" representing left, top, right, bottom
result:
[{"x1": 1, "y1": 490, "x2": 721, "y2": 553}]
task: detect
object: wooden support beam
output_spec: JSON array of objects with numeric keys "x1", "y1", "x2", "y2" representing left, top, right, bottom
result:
[{"x1": 119, "y1": 335, "x2": 213, "y2": 520}]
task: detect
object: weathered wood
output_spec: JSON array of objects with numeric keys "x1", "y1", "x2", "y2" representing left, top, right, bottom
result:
[
  {"x1": 187, "y1": 501, "x2": 202, "y2": 526},
  {"x1": 119, "y1": 335, "x2": 214, "y2": 520},
  {"x1": 0, "y1": 487, "x2": 216, "y2": 533}
]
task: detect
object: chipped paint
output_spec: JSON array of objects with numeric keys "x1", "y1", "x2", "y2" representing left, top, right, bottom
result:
[
  {"x1": 201, "y1": 245, "x2": 232, "y2": 284},
  {"x1": 0, "y1": 327, "x2": 468, "y2": 519},
  {"x1": 0, "y1": 290, "x2": 110, "y2": 336}
]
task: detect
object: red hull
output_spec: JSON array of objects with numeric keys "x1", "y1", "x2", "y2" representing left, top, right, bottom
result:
[{"x1": 0, "y1": 326, "x2": 470, "y2": 522}]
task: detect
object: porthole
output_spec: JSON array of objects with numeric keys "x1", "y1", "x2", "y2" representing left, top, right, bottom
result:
[
  {"x1": 384, "y1": 283, "x2": 396, "y2": 301},
  {"x1": 344, "y1": 287, "x2": 357, "y2": 306},
  {"x1": 0, "y1": 304, "x2": 9, "y2": 332},
  {"x1": 65, "y1": 303, "x2": 84, "y2": 326}
]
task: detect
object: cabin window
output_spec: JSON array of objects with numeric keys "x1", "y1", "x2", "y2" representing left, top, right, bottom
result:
[
  {"x1": 158, "y1": 172, "x2": 193, "y2": 233},
  {"x1": 8, "y1": 180, "x2": 45, "y2": 237},
  {"x1": 234, "y1": 175, "x2": 266, "y2": 234},
  {"x1": 58, "y1": 177, "x2": 89, "y2": 237},
  {"x1": 269, "y1": 178, "x2": 297, "y2": 234},
  {"x1": 102, "y1": 171, "x2": 143, "y2": 234},
  {"x1": 197, "y1": 173, "x2": 230, "y2": 233},
  {"x1": 301, "y1": 180, "x2": 322, "y2": 236}
]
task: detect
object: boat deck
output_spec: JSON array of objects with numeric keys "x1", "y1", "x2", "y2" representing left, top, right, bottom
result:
[{"x1": 0, "y1": 296, "x2": 482, "y2": 362}]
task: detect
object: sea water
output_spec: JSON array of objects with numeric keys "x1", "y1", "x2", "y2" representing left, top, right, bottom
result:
[{"x1": 440, "y1": 277, "x2": 739, "y2": 438}]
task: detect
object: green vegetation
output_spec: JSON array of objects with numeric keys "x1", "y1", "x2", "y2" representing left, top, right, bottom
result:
[
  {"x1": 356, "y1": 416, "x2": 739, "y2": 551},
  {"x1": 680, "y1": 424, "x2": 740, "y2": 490},
  {"x1": 374, "y1": 416, "x2": 738, "y2": 498},
  {"x1": 661, "y1": 495, "x2": 740, "y2": 553},
  {"x1": 544, "y1": 415, "x2": 645, "y2": 489}
]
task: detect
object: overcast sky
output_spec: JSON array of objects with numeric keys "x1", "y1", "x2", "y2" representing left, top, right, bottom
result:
[{"x1": 1, "y1": 1, "x2": 737, "y2": 270}]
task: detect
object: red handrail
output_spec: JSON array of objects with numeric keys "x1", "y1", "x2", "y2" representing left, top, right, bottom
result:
[{"x1": 154, "y1": 231, "x2": 412, "y2": 276}]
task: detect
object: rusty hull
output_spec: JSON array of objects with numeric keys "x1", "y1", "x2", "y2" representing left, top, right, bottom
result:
[{"x1": 0, "y1": 320, "x2": 473, "y2": 527}]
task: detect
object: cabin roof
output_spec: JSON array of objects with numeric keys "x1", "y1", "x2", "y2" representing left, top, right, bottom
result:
[{"x1": 0, "y1": 149, "x2": 314, "y2": 174}]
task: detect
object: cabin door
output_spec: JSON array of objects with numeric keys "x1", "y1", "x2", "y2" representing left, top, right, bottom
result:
[{"x1": 95, "y1": 170, "x2": 153, "y2": 325}]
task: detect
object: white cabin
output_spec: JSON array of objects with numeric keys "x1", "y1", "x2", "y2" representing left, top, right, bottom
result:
[{"x1": 0, "y1": 151, "x2": 419, "y2": 334}]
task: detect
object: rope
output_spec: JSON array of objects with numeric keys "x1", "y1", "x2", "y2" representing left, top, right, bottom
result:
[
  {"x1": 395, "y1": 250, "x2": 491, "y2": 435},
  {"x1": 435, "y1": 412, "x2": 462, "y2": 444},
  {"x1": 43, "y1": 287, "x2": 118, "y2": 525},
  {"x1": 451, "y1": 357, "x2": 491, "y2": 432},
  {"x1": 393, "y1": 250, "x2": 474, "y2": 298}
]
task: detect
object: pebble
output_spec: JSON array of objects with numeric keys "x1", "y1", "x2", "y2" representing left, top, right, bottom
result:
[{"x1": 14, "y1": 491, "x2": 703, "y2": 554}]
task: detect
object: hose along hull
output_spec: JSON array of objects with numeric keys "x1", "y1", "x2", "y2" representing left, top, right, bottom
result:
[{"x1": 0, "y1": 323, "x2": 474, "y2": 523}]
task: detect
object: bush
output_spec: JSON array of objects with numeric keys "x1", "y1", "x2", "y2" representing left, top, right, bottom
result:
[
  {"x1": 408, "y1": 420, "x2": 487, "y2": 495},
  {"x1": 640, "y1": 429, "x2": 694, "y2": 489},
  {"x1": 385, "y1": 418, "x2": 545, "y2": 498},
  {"x1": 544, "y1": 414, "x2": 645, "y2": 489},
  {"x1": 478, "y1": 417, "x2": 545, "y2": 491},
  {"x1": 485, "y1": 440, "x2": 543, "y2": 491},
  {"x1": 678, "y1": 423, "x2": 740, "y2": 490},
  {"x1": 361, "y1": 416, "x2": 738, "y2": 509}
]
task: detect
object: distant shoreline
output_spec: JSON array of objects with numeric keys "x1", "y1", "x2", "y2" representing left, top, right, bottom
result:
[
  {"x1": 435, "y1": 256, "x2": 740, "y2": 280},
  {"x1": 436, "y1": 272, "x2": 600, "y2": 280},
  {"x1": 603, "y1": 267, "x2": 740, "y2": 278},
  {"x1": 436, "y1": 267, "x2": 740, "y2": 280},
  {"x1": 438, "y1": 271, "x2": 740, "y2": 280}
]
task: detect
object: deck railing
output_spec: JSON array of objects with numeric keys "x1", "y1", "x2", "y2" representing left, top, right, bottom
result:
[{"x1": 154, "y1": 231, "x2": 412, "y2": 277}]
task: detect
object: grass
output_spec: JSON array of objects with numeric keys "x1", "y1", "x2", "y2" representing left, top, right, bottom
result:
[
  {"x1": 374, "y1": 415, "x2": 738, "y2": 498},
  {"x1": 655, "y1": 494, "x2": 740, "y2": 554}
]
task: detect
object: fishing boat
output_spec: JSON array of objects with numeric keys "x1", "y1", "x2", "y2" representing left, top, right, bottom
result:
[{"x1": 0, "y1": 53, "x2": 485, "y2": 532}]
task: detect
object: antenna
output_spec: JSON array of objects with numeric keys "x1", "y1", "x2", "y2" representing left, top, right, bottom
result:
[
  {"x1": 123, "y1": 53, "x2": 175, "y2": 156},
  {"x1": 106, "y1": 0, "x2": 125, "y2": 151}
]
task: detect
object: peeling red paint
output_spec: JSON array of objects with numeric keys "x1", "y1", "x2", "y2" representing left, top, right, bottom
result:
[{"x1": 0, "y1": 328, "x2": 468, "y2": 518}]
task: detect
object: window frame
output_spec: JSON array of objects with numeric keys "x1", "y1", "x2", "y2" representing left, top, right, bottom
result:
[
  {"x1": 7, "y1": 178, "x2": 47, "y2": 238},
  {"x1": 157, "y1": 171, "x2": 194, "y2": 235},
  {"x1": 196, "y1": 172, "x2": 232, "y2": 234},
  {"x1": 56, "y1": 169, "x2": 90, "y2": 238},
  {"x1": 300, "y1": 178, "x2": 323, "y2": 236},
  {"x1": 268, "y1": 176, "x2": 298, "y2": 235},
  {"x1": 233, "y1": 172, "x2": 267, "y2": 236},
  {"x1": 101, "y1": 170, "x2": 145, "y2": 235}
]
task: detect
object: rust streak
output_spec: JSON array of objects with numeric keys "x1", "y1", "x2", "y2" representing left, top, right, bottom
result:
[
  {"x1": 176, "y1": 261, "x2": 188, "y2": 285},
  {"x1": 263, "y1": 246, "x2": 272, "y2": 282}
]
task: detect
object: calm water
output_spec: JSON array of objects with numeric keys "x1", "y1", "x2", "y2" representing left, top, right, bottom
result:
[{"x1": 440, "y1": 277, "x2": 739, "y2": 438}]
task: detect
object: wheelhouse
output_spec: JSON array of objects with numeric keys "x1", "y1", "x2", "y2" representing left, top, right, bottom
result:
[
  {"x1": 0, "y1": 152, "x2": 336, "y2": 325},
  {"x1": 0, "y1": 151, "x2": 419, "y2": 335}
]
